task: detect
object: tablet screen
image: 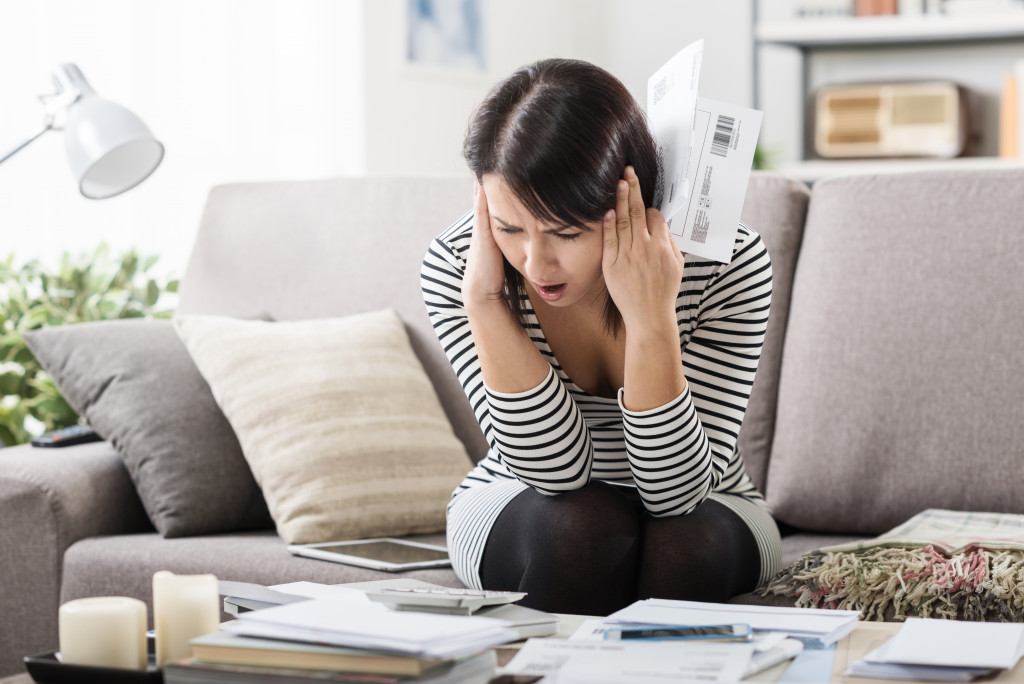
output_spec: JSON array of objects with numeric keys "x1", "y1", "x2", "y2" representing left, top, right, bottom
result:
[{"x1": 317, "y1": 541, "x2": 449, "y2": 564}]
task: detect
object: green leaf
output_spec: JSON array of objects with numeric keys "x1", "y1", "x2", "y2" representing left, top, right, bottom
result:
[
  {"x1": 146, "y1": 279, "x2": 160, "y2": 307},
  {"x1": 0, "y1": 370, "x2": 23, "y2": 395}
]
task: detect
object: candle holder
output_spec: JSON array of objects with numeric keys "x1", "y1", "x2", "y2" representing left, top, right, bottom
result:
[{"x1": 23, "y1": 648, "x2": 162, "y2": 684}]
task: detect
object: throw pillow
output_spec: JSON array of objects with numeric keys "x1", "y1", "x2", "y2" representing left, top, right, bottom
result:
[
  {"x1": 23, "y1": 319, "x2": 273, "y2": 537},
  {"x1": 172, "y1": 309, "x2": 473, "y2": 544}
]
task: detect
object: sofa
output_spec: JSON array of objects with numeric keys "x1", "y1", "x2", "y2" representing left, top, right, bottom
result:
[{"x1": 2, "y1": 168, "x2": 1022, "y2": 675}]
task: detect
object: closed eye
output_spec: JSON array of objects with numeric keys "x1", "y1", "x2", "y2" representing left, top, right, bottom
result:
[{"x1": 556, "y1": 232, "x2": 582, "y2": 241}]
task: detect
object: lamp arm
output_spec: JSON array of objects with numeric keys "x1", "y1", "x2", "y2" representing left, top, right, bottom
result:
[{"x1": 0, "y1": 123, "x2": 54, "y2": 166}]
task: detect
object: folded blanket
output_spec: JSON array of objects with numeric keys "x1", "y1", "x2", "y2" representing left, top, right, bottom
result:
[{"x1": 762, "y1": 510, "x2": 1024, "y2": 621}]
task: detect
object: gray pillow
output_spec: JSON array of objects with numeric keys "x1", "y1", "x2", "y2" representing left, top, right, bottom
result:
[{"x1": 23, "y1": 319, "x2": 272, "y2": 537}]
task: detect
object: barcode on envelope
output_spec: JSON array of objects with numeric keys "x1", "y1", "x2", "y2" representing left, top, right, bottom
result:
[{"x1": 710, "y1": 114, "x2": 734, "y2": 157}]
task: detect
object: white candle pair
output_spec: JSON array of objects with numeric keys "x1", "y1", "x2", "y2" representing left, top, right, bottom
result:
[{"x1": 58, "y1": 571, "x2": 219, "y2": 670}]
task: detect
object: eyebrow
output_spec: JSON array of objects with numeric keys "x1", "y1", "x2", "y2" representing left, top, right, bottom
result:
[{"x1": 491, "y1": 214, "x2": 592, "y2": 233}]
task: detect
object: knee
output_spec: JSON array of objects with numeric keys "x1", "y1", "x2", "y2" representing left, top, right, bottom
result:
[{"x1": 507, "y1": 482, "x2": 639, "y2": 573}]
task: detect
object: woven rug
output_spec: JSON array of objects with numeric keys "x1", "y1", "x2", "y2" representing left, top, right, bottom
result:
[{"x1": 762, "y1": 509, "x2": 1024, "y2": 622}]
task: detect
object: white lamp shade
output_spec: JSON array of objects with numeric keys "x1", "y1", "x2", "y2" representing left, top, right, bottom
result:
[{"x1": 64, "y1": 95, "x2": 164, "y2": 199}]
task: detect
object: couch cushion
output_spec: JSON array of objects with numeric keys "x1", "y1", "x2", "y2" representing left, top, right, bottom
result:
[
  {"x1": 23, "y1": 320, "x2": 272, "y2": 537},
  {"x1": 176, "y1": 177, "x2": 489, "y2": 464},
  {"x1": 737, "y1": 172, "x2": 810, "y2": 493},
  {"x1": 767, "y1": 169, "x2": 1024, "y2": 534},
  {"x1": 174, "y1": 309, "x2": 472, "y2": 544},
  {"x1": 60, "y1": 531, "x2": 462, "y2": 627}
]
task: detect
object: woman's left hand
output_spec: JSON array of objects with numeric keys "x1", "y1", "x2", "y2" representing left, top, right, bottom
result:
[{"x1": 602, "y1": 166, "x2": 687, "y2": 332}]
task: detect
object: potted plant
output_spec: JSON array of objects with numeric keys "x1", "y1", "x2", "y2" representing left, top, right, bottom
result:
[{"x1": 0, "y1": 245, "x2": 177, "y2": 446}]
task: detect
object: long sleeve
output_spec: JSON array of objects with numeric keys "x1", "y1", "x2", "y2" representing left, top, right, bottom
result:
[
  {"x1": 619, "y1": 226, "x2": 772, "y2": 517},
  {"x1": 421, "y1": 212, "x2": 594, "y2": 495}
]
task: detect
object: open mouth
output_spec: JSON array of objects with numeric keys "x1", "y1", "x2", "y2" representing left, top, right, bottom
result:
[{"x1": 535, "y1": 283, "x2": 568, "y2": 301}]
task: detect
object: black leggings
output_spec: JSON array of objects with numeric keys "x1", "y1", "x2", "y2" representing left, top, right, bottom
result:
[{"x1": 479, "y1": 481, "x2": 761, "y2": 616}]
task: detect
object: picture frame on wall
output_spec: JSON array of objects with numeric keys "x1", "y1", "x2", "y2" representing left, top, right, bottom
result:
[{"x1": 406, "y1": 0, "x2": 486, "y2": 73}]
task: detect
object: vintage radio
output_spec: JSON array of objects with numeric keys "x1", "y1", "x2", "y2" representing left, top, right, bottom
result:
[{"x1": 813, "y1": 82, "x2": 971, "y2": 159}]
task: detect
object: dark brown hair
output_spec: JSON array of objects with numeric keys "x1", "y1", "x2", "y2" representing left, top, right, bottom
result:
[{"x1": 463, "y1": 58, "x2": 658, "y2": 336}]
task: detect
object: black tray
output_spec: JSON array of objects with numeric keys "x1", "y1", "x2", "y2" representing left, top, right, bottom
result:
[{"x1": 23, "y1": 652, "x2": 162, "y2": 684}]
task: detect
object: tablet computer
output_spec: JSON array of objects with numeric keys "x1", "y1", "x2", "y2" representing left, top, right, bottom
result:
[{"x1": 286, "y1": 538, "x2": 451, "y2": 572}]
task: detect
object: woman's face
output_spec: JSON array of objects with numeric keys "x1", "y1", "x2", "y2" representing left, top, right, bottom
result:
[{"x1": 481, "y1": 174, "x2": 605, "y2": 309}]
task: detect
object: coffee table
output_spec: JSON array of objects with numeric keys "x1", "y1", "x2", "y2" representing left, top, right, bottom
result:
[{"x1": 7, "y1": 621, "x2": 1024, "y2": 683}]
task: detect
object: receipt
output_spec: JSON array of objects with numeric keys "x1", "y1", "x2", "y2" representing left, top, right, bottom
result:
[{"x1": 646, "y1": 40, "x2": 703, "y2": 222}]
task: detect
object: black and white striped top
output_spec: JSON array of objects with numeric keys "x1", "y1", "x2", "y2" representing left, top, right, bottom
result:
[{"x1": 421, "y1": 210, "x2": 771, "y2": 516}]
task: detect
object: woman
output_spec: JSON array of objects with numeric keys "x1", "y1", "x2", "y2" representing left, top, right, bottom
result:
[{"x1": 421, "y1": 58, "x2": 781, "y2": 616}]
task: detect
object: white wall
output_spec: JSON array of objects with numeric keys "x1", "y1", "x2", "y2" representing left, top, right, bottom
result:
[
  {"x1": 0, "y1": 0, "x2": 364, "y2": 275},
  {"x1": 1, "y1": 0, "x2": 755, "y2": 276}
]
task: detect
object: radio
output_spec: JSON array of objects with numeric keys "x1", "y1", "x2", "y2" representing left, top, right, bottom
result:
[{"x1": 813, "y1": 82, "x2": 972, "y2": 159}]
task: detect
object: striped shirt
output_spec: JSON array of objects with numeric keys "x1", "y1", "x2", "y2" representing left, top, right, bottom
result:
[{"x1": 421, "y1": 210, "x2": 778, "y2": 586}]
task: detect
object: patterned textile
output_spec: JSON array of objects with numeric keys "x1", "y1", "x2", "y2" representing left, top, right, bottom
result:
[{"x1": 763, "y1": 510, "x2": 1024, "y2": 621}]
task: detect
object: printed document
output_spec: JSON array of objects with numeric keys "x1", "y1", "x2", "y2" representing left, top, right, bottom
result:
[
  {"x1": 647, "y1": 40, "x2": 763, "y2": 264},
  {"x1": 502, "y1": 638, "x2": 753, "y2": 683},
  {"x1": 607, "y1": 599, "x2": 859, "y2": 645}
]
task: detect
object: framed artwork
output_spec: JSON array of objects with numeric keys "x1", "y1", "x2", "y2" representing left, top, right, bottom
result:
[{"x1": 406, "y1": 0, "x2": 486, "y2": 73}]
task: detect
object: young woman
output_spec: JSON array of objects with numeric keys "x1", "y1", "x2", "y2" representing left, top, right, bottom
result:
[{"x1": 421, "y1": 58, "x2": 781, "y2": 616}]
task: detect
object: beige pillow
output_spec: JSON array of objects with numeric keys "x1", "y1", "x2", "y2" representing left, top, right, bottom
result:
[{"x1": 173, "y1": 309, "x2": 471, "y2": 544}]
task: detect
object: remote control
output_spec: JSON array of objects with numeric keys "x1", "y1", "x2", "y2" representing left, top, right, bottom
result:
[
  {"x1": 30, "y1": 424, "x2": 103, "y2": 448},
  {"x1": 365, "y1": 587, "x2": 526, "y2": 614}
]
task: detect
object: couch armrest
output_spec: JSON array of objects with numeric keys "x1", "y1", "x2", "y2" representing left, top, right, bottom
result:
[{"x1": 0, "y1": 441, "x2": 151, "y2": 676}]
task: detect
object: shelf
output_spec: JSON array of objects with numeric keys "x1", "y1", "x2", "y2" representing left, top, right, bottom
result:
[
  {"x1": 756, "y1": 14, "x2": 1024, "y2": 47},
  {"x1": 775, "y1": 156, "x2": 1024, "y2": 183}
]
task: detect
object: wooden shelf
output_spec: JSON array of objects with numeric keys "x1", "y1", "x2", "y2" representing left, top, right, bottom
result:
[
  {"x1": 756, "y1": 14, "x2": 1024, "y2": 47},
  {"x1": 775, "y1": 156, "x2": 1024, "y2": 183}
]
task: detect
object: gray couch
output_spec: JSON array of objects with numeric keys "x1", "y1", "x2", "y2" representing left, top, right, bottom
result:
[{"x1": 2, "y1": 169, "x2": 1022, "y2": 675}]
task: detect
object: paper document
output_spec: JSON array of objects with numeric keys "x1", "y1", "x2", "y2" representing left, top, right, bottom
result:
[
  {"x1": 848, "y1": 644, "x2": 994, "y2": 681},
  {"x1": 820, "y1": 508, "x2": 1024, "y2": 555},
  {"x1": 647, "y1": 41, "x2": 763, "y2": 264},
  {"x1": 226, "y1": 597, "x2": 518, "y2": 660},
  {"x1": 647, "y1": 39, "x2": 703, "y2": 223},
  {"x1": 217, "y1": 580, "x2": 309, "y2": 605},
  {"x1": 878, "y1": 618, "x2": 1024, "y2": 670},
  {"x1": 674, "y1": 97, "x2": 763, "y2": 264},
  {"x1": 568, "y1": 620, "x2": 802, "y2": 677},
  {"x1": 607, "y1": 599, "x2": 859, "y2": 645},
  {"x1": 502, "y1": 637, "x2": 752, "y2": 683}
]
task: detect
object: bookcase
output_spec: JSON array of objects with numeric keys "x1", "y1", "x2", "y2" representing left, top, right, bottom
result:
[{"x1": 755, "y1": 11, "x2": 1024, "y2": 182}]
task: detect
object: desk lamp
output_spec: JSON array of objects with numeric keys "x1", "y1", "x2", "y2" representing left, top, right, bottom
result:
[{"x1": 0, "y1": 63, "x2": 164, "y2": 199}]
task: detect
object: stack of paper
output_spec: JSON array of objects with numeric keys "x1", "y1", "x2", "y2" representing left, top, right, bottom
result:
[
  {"x1": 845, "y1": 618, "x2": 1024, "y2": 681},
  {"x1": 224, "y1": 598, "x2": 518, "y2": 660},
  {"x1": 568, "y1": 620, "x2": 803, "y2": 678},
  {"x1": 503, "y1": 638, "x2": 754, "y2": 683},
  {"x1": 606, "y1": 598, "x2": 860, "y2": 645}
]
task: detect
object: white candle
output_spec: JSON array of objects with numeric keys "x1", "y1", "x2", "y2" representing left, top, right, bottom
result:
[
  {"x1": 153, "y1": 571, "x2": 219, "y2": 666},
  {"x1": 59, "y1": 597, "x2": 147, "y2": 670}
]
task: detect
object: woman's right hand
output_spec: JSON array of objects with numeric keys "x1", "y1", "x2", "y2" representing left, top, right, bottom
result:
[{"x1": 462, "y1": 181, "x2": 507, "y2": 308}]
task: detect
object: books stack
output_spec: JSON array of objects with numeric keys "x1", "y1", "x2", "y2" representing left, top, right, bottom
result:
[
  {"x1": 165, "y1": 646, "x2": 495, "y2": 684},
  {"x1": 162, "y1": 585, "x2": 522, "y2": 684}
]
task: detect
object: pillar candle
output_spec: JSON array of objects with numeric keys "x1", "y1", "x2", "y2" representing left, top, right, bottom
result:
[
  {"x1": 153, "y1": 571, "x2": 219, "y2": 666},
  {"x1": 59, "y1": 596, "x2": 147, "y2": 670}
]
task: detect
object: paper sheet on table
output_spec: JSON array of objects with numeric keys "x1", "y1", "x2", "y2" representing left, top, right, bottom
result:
[
  {"x1": 226, "y1": 597, "x2": 517, "y2": 659},
  {"x1": 568, "y1": 621, "x2": 802, "y2": 678},
  {"x1": 647, "y1": 39, "x2": 703, "y2": 224},
  {"x1": 848, "y1": 642, "x2": 994, "y2": 681},
  {"x1": 217, "y1": 580, "x2": 309, "y2": 605},
  {"x1": 672, "y1": 97, "x2": 763, "y2": 264},
  {"x1": 502, "y1": 638, "x2": 752, "y2": 683},
  {"x1": 607, "y1": 599, "x2": 859, "y2": 645},
  {"x1": 268, "y1": 581, "x2": 375, "y2": 603},
  {"x1": 878, "y1": 618, "x2": 1024, "y2": 670}
]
